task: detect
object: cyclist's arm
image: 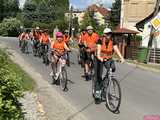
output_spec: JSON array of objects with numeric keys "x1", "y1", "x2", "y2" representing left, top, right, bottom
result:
[
  {"x1": 97, "y1": 44, "x2": 103, "y2": 62},
  {"x1": 64, "y1": 43, "x2": 70, "y2": 51},
  {"x1": 113, "y1": 45, "x2": 125, "y2": 63},
  {"x1": 39, "y1": 36, "x2": 43, "y2": 43}
]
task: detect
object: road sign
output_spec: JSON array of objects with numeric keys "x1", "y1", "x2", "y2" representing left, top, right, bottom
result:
[{"x1": 151, "y1": 13, "x2": 160, "y2": 30}]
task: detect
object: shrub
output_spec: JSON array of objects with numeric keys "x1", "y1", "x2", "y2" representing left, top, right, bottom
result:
[
  {"x1": 0, "y1": 49, "x2": 24, "y2": 119},
  {"x1": 0, "y1": 18, "x2": 21, "y2": 36}
]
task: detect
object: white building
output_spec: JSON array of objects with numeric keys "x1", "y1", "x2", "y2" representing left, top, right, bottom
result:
[
  {"x1": 136, "y1": 12, "x2": 160, "y2": 48},
  {"x1": 88, "y1": 4, "x2": 110, "y2": 26},
  {"x1": 65, "y1": 10, "x2": 85, "y2": 25}
]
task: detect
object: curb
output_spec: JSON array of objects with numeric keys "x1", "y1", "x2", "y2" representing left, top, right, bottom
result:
[{"x1": 126, "y1": 62, "x2": 160, "y2": 73}]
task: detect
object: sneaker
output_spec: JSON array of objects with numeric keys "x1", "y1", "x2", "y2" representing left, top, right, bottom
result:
[
  {"x1": 85, "y1": 73, "x2": 89, "y2": 81},
  {"x1": 54, "y1": 73, "x2": 59, "y2": 80},
  {"x1": 50, "y1": 72, "x2": 53, "y2": 76},
  {"x1": 95, "y1": 90, "x2": 102, "y2": 99}
]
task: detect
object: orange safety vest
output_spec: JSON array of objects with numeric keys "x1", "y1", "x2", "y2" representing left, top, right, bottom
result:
[
  {"x1": 33, "y1": 32, "x2": 39, "y2": 40},
  {"x1": 84, "y1": 33, "x2": 99, "y2": 49},
  {"x1": 41, "y1": 34, "x2": 49, "y2": 44},
  {"x1": 100, "y1": 37, "x2": 113, "y2": 59},
  {"x1": 63, "y1": 35, "x2": 70, "y2": 43},
  {"x1": 51, "y1": 40, "x2": 65, "y2": 54},
  {"x1": 21, "y1": 33, "x2": 26, "y2": 40}
]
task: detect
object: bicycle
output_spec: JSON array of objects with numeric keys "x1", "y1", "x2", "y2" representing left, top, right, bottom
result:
[
  {"x1": 21, "y1": 40, "x2": 29, "y2": 54},
  {"x1": 37, "y1": 43, "x2": 43, "y2": 58},
  {"x1": 41, "y1": 44, "x2": 49, "y2": 65},
  {"x1": 84, "y1": 49, "x2": 95, "y2": 81},
  {"x1": 92, "y1": 59, "x2": 121, "y2": 113},
  {"x1": 77, "y1": 44, "x2": 85, "y2": 67},
  {"x1": 32, "y1": 39, "x2": 39, "y2": 56},
  {"x1": 50, "y1": 51, "x2": 68, "y2": 91}
]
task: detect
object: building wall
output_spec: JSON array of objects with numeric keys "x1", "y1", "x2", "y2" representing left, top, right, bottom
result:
[
  {"x1": 142, "y1": 22, "x2": 152, "y2": 47},
  {"x1": 65, "y1": 12, "x2": 85, "y2": 25},
  {"x1": 94, "y1": 12, "x2": 106, "y2": 25},
  {"x1": 142, "y1": 12, "x2": 160, "y2": 48},
  {"x1": 122, "y1": 0, "x2": 156, "y2": 30}
]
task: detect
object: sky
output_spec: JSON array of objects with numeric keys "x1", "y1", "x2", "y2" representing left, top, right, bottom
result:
[
  {"x1": 19, "y1": 0, "x2": 114, "y2": 9},
  {"x1": 69, "y1": 0, "x2": 114, "y2": 9},
  {"x1": 19, "y1": 0, "x2": 25, "y2": 8}
]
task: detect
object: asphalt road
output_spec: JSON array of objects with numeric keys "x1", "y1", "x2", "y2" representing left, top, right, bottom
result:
[{"x1": 1, "y1": 37, "x2": 160, "y2": 120}]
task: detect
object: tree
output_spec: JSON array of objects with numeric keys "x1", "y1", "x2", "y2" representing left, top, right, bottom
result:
[
  {"x1": 109, "y1": 0, "x2": 121, "y2": 29},
  {"x1": 22, "y1": 0, "x2": 69, "y2": 28},
  {"x1": 0, "y1": 0, "x2": 20, "y2": 22},
  {"x1": 22, "y1": 0, "x2": 37, "y2": 27},
  {"x1": 80, "y1": 11, "x2": 97, "y2": 30}
]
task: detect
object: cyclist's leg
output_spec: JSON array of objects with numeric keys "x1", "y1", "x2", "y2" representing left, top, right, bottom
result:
[
  {"x1": 94, "y1": 57, "x2": 103, "y2": 98},
  {"x1": 26, "y1": 40, "x2": 29, "y2": 53},
  {"x1": 19, "y1": 39, "x2": 22, "y2": 47},
  {"x1": 84, "y1": 51, "x2": 90, "y2": 80},
  {"x1": 50, "y1": 54, "x2": 58, "y2": 76}
]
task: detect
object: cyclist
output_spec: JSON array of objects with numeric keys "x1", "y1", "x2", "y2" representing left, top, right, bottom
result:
[
  {"x1": 18, "y1": 31, "x2": 25, "y2": 48},
  {"x1": 63, "y1": 30, "x2": 70, "y2": 66},
  {"x1": 63, "y1": 30, "x2": 70, "y2": 45},
  {"x1": 50, "y1": 32, "x2": 70, "y2": 81},
  {"x1": 32, "y1": 30, "x2": 40, "y2": 56},
  {"x1": 94, "y1": 28, "x2": 125, "y2": 101},
  {"x1": 77, "y1": 29, "x2": 86, "y2": 66},
  {"x1": 83, "y1": 26, "x2": 99, "y2": 81},
  {"x1": 21, "y1": 30, "x2": 30, "y2": 53},
  {"x1": 40, "y1": 30, "x2": 50, "y2": 64}
]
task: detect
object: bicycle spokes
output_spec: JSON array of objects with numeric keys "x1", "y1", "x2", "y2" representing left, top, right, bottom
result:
[{"x1": 106, "y1": 78, "x2": 121, "y2": 112}]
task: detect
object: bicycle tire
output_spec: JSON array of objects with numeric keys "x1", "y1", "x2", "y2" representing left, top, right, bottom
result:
[
  {"x1": 60, "y1": 67, "x2": 67, "y2": 91},
  {"x1": 105, "y1": 78, "x2": 121, "y2": 113}
]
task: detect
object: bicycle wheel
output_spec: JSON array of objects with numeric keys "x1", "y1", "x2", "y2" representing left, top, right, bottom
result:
[
  {"x1": 105, "y1": 78, "x2": 121, "y2": 113},
  {"x1": 60, "y1": 67, "x2": 67, "y2": 91}
]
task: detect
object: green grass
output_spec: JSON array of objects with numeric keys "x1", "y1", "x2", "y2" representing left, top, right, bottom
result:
[{"x1": 0, "y1": 49, "x2": 36, "y2": 91}]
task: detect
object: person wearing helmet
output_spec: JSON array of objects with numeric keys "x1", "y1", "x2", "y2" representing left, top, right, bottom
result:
[
  {"x1": 93, "y1": 28, "x2": 125, "y2": 102},
  {"x1": 50, "y1": 32, "x2": 70, "y2": 82},
  {"x1": 39, "y1": 30, "x2": 50, "y2": 64},
  {"x1": 83, "y1": 26, "x2": 99, "y2": 81},
  {"x1": 77, "y1": 29, "x2": 87, "y2": 65},
  {"x1": 63, "y1": 30, "x2": 71, "y2": 66},
  {"x1": 63, "y1": 30, "x2": 70, "y2": 44}
]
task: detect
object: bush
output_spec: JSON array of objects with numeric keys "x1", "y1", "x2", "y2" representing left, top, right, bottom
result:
[
  {"x1": 0, "y1": 49, "x2": 24, "y2": 119},
  {"x1": 0, "y1": 18, "x2": 21, "y2": 37}
]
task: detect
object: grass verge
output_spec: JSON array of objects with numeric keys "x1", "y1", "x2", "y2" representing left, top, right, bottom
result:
[{"x1": 0, "y1": 48, "x2": 36, "y2": 91}]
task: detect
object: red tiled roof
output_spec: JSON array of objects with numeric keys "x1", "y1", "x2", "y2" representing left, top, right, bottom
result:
[
  {"x1": 88, "y1": 4, "x2": 109, "y2": 16},
  {"x1": 113, "y1": 26, "x2": 139, "y2": 34}
]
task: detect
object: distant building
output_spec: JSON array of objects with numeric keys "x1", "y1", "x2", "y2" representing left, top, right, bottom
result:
[
  {"x1": 136, "y1": 1, "x2": 160, "y2": 63},
  {"x1": 121, "y1": 0, "x2": 156, "y2": 30},
  {"x1": 65, "y1": 10, "x2": 85, "y2": 25},
  {"x1": 136, "y1": 8, "x2": 160, "y2": 48},
  {"x1": 88, "y1": 4, "x2": 110, "y2": 25},
  {"x1": 65, "y1": 4, "x2": 110, "y2": 26}
]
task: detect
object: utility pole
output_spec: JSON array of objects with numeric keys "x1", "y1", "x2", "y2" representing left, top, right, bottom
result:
[
  {"x1": 147, "y1": 0, "x2": 160, "y2": 63},
  {"x1": 120, "y1": 0, "x2": 124, "y2": 28},
  {"x1": 68, "y1": 5, "x2": 73, "y2": 37}
]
